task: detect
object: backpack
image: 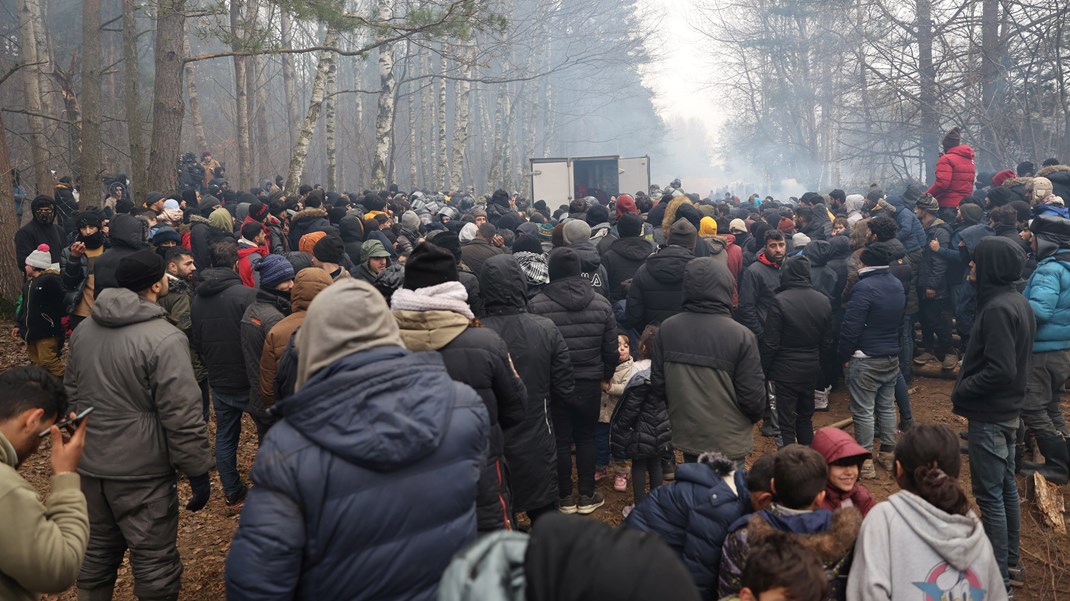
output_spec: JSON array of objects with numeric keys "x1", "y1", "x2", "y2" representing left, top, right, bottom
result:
[{"x1": 273, "y1": 327, "x2": 300, "y2": 411}]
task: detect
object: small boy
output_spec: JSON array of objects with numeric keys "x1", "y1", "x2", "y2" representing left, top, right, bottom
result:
[
  {"x1": 719, "y1": 530, "x2": 830, "y2": 601},
  {"x1": 718, "y1": 445, "x2": 861, "y2": 601},
  {"x1": 13, "y1": 244, "x2": 66, "y2": 376},
  {"x1": 626, "y1": 451, "x2": 776, "y2": 599},
  {"x1": 597, "y1": 331, "x2": 635, "y2": 490}
]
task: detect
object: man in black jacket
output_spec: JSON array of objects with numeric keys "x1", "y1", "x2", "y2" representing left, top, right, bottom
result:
[
  {"x1": 191, "y1": 240, "x2": 259, "y2": 506},
  {"x1": 952, "y1": 237, "x2": 1035, "y2": 595},
  {"x1": 738, "y1": 229, "x2": 786, "y2": 437},
  {"x1": 762, "y1": 256, "x2": 831, "y2": 446},
  {"x1": 15, "y1": 195, "x2": 66, "y2": 269},
  {"x1": 92, "y1": 214, "x2": 150, "y2": 294},
  {"x1": 602, "y1": 213, "x2": 654, "y2": 303},
  {"x1": 914, "y1": 194, "x2": 956, "y2": 370},
  {"x1": 530, "y1": 248, "x2": 618, "y2": 515},
  {"x1": 624, "y1": 219, "x2": 695, "y2": 333}
]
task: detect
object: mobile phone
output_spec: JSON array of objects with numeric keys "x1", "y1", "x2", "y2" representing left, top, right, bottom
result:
[{"x1": 39, "y1": 406, "x2": 94, "y2": 438}]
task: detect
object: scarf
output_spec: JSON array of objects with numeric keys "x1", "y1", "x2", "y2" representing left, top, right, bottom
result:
[
  {"x1": 390, "y1": 281, "x2": 474, "y2": 319},
  {"x1": 514, "y1": 251, "x2": 549, "y2": 285}
]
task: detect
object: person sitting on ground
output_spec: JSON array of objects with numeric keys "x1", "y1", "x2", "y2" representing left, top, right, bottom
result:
[
  {"x1": 847, "y1": 425, "x2": 1005, "y2": 601},
  {"x1": 0, "y1": 366, "x2": 89, "y2": 601},
  {"x1": 719, "y1": 530, "x2": 830, "y2": 601},
  {"x1": 718, "y1": 445, "x2": 862, "y2": 601},
  {"x1": 810, "y1": 427, "x2": 876, "y2": 517}
]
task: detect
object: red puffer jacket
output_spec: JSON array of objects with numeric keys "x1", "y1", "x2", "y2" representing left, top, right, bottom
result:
[{"x1": 927, "y1": 144, "x2": 976, "y2": 208}]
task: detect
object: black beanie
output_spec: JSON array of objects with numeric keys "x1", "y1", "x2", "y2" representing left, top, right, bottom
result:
[
  {"x1": 76, "y1": 211, "x2": 103, "y2": 229},
  {"x1": 404, "y1": 242, "x2": 458, "y2": 289},
  {"x1": 618, "y1": 213, "x2": 643, "y2": 238},
  {"x1": 548, "y1": 247, "x2": 582, "y2": 281},
  {"x1": 859, "y1": 242, "x2": 892, "y2": 267},
  {"x1": 512, "y1": 233, "x2": 544, "y2": 254},
  {"x1": 145, "y1": 191, "x2": 165, "y2": 208},
  {"x1": 117, "y1": 249, "x2": 166, "y2": 292},
  {"x1": 434, "y1": 231, "x2": 463, "y2": 262},
  {"x1": 312, "y1": 235, "x2": 346, "y2": 264},
  {"x1": 586, "y1": 204, "x2": 609, "y2": 227}
]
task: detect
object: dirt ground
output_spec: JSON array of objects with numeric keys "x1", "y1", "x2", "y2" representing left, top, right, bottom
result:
[{"x1": 2, "y1": 328, "x2": 1068, "y2": 600}]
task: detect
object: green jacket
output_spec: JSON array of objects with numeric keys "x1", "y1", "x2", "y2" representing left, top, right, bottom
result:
[{"x1": 0, "y1": 432, "x2": 89, "y2": 600}]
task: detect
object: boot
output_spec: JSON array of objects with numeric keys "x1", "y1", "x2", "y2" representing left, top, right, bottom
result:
[{"x1": 1019, "y1": 435, "x2": 1070, "y2": 485}]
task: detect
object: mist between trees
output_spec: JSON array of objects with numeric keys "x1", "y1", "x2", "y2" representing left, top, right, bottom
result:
[{"x1": 694, "y1": 0, "x2": 1070, "y2": 193}]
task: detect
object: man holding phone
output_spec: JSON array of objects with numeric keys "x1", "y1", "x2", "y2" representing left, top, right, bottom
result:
[{"x1": 0, "y1": 365, "x2": 90, "y2": 601}]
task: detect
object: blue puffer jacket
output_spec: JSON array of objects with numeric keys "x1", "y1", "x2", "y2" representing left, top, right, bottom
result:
[
  {"x1": 1024, "y1": 254, "x2": 1070, "y2": 352},
  {"x1": 885, "y1": 195, "x2": 927, "y2": 253},
  {"x1": 225, "y1": 347, "x2": 490, "y2": 601},
  {"x1": 625, "y1": 455, "x2": 750, "y2": 599},
  {"x1": 838, "y1": 267, "x2": 905, "y2": 361}
]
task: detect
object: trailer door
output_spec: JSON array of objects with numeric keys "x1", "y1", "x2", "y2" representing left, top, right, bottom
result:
[
  {"x1": 530, "y1": 159, "x2": 572, "y2": 207},
  {"x1": 617, "y1": 156, "x2": 651, "y2": 197}
]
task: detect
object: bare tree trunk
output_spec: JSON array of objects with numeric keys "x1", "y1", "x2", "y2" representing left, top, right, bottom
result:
[
  {"x1": 122, "y1": 0, "x2": 145, "y2": 203},
  {"x1": 325, "y1": 47, "x2": 338, "y2": 191},
  {"x1": 0, "y1": 112, "x2": 23, "y2": 300},
  {"x1": 79, "y1": 0, "x2": 103, "y2": 202},
  {"x1": 145, "y1": 0, "x2": 186, "y2": 192},
  {"x1": 370, "y1": 0, "x2": 397, "y2": 190},
  {"x1": 280, "y1": 10, "x2": 299, "y2": 152},
  {"x1": 284, "y1": 28, "x2": 339, "y2": 194},
  {"x1": 31, "y1": 0, "x2": 58, "y2": 146},
  {"x1": 230, "y1": 0, "x2": 251, "y2": 190},
  {"x1": 408, "y1": 46, "x2": 418, "y2": 189},
  {"x1": 978, "y1": 0, "x2": 999, "y2": 172},
  {"x1": 450, "y1": 46, "x2": 474, "y2": 192},
  {"x1": 17, "y1": 0, "x2": 51, "y2": 194},
  {"x1": 917, "y1": 0, "x2": 939, "y2": 183},
  {"x1": 437, "y1": 51, "x2": 448, "y2": 191},
  {"x1": 183, "y1": 27, "x2": 209, "y2": 156}
]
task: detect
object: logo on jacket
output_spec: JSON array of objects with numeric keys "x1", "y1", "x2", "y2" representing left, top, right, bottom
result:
[{"x1": 913, "y1": 562, "x2": 986, "y2": 601}]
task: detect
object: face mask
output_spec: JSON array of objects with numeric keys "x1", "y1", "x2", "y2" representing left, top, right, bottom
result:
[
  {"x1": 80, "y1": 230, "x2": 105, "y2": 249},
  {"x1": 35, "y1": 209, "x2": 53, "y2": 225}
]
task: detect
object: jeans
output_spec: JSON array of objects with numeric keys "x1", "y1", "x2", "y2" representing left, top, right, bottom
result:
[
  {"x1": 899, "y1": 313, "x2": 914, "y2": 383},
  {"x1": 1022, "y1": 349, "x2": 1070, "y2": 438},
  {"x1": 847, "y1": 356, "x2": 898, "y2": 451},
  {"x1": 894, "y1": 371, "x2": 914, "y2": 430},
  {"x1": 631, "y1": 456, "x2": 662, "y2": 506},
  {"x1": 774, "y1": 380, "x2": 815, "y2": 446},
  {"x1": 918, "y1": 296, "x2": 954, "y2": 359},
  {"x1": 551, "y1": 380, "x2": 600, "y2": 498},
  {"x1": 211, "y1": 388, "x2": 250, "y2": 497},
  {"x1": 967, "y1": 419, "x2": 1020, "y2": 589}
]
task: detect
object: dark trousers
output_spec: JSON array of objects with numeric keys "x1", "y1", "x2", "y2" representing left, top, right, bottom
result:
[
  {"x1": 631, "y1": 456, "x2": 663, "y2": 506},
  {"x1": 918, "y1": 296, "x2": 954, "y2": 359},
  {"x1": 78, "y1": 475, "x2": 182, "y2": 600},
  {"x1": 551, "y1": 379, "x2": 600, "y2": 498},
  {"x1": 774, "y1": 380, "x2": 815, "y2": 446}
]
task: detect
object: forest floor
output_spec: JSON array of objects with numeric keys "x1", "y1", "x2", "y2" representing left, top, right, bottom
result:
[{"x1": 2, "y1": 326, "x2": 1067, "y2": 600}]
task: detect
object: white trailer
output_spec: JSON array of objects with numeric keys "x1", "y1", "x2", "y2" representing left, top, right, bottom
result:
[{"x1": 530, "y1": 155, "x2": 650, "y2": 208}]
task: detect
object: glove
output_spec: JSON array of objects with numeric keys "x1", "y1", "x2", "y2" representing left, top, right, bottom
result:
[{"x1": 186, "y1": 473, "x2": 211, "y2": 512}]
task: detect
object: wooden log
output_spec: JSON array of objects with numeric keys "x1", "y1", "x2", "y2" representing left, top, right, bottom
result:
[
  {"x1": 1029, "y1": 472, "x2": 1066, "y2": 534},
  {"x1": 827, "y1": 417, "x2": 854, "y2": 430},
  {"x1": 913, "y1": 363, "x2": 960, "y2": 380}
]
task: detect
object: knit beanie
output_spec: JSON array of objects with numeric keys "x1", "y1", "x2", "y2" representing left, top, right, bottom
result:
[
  {"x1": 459, "y1": 222, "x2": 478, "y2": 243},
  {"x1": 859, "y1": 243, "x2": 892, "y2": 267},
  {"x1": 152, "y1": 226, "x2": 182, "y2": 246},
  {"x1": 163, "y1": 198, "x2": 180, "y2": 211},
  {"x1": 942, "y1": 127, "x2": 962, "y2": 151},
  {"x1": 777, "y1": 217, "x2": 795, "y2": 234},
  {"x1": 915, "y1": 193, "x2": 940, "y2": 214},
  {"x1": 992, "y1": 169, "x2": 1016, "y2": 188},
  {"x1": 403, "y1": 243, "x2": 458, "y2": 289},
  {"x1": 729, "y1": 218, "x2": 748, "y2": 234},
  {"x1": 284, "y1": 251, "x2": 313, "y2": 274},
  {"x1": 586, "y1": 204, "x2": 609, "y2": 227},
  {"x1": 299, "y1": 231, "x2": 328, "y2": 255},
  {"x1": 145, "y1": 191, "x2": 165, "y2": 209},
  {"x1": 25, "y1": 244, "x2": 53, "y2": 270},
  {"x1": 255, "y1": 254, "x2": 296, "y2": 290},
  {"x1": 248, "y1": 201, "x2": 270, "y2": 222},
  {"x1": 699, "y1": 216, "x2": 718, "y2": 237},
  {"x1": 616, "y1": 194, "x2": 638, "y2": 218},
  {"x1": 401, "y1": 210, "x2": 421, "y2": 231},
  {"x1": 512, "y1": 233, "x2": 544, "y2": 255},
  {"x1": 433, "y1": 231, "x2": 463, "y2": 262},
  {"x1": 958, "y1": 203, "x2": 984, "y2": 226},
  {"x1": 668, "y1": 218, "x2": 697, "y2": 250},
  {"x1": 792, "y1": 232, "x2": 811, "y2": 248},
  {"x1": 76, "y1": 211, "x2": 103, "y2": 230},
  {"x1": 312, "y1": 235, "x2": 346, "y2": 264},
  {"x1": 116, "y1": 249, "x2": 166, "y2": 292},
  {"x1": 617, "y1": 213, "x2": 643, "y2": 238},
  {"x1": 563, "y1": 220, "x2": 592, "y2": 245},
  {"x1": 547, "y1": 247, "x2": 582, "y2": 281}
]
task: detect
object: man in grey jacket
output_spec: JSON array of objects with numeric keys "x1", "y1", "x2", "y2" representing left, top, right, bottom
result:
[{"x1": 65, "y1": 249, "x2": 213, "y2": 601}]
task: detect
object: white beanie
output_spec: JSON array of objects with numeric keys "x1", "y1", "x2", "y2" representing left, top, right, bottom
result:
[
  {"x1": 792, "y1": 232, "x2": 811, "y2": 248},
  {"x1": 459, "y1": 222, "x2": 478, "y2": 243},
  {"x1": 26, "y1": 244, "x2": 52, "y2": 270}
]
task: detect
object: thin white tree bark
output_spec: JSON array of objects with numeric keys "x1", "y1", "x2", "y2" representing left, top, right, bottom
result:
[
  {"x1": 370, "y1": 0, "x2": 397, "y2": 190},
  {"x1": 325, "y1": 47, "x2": 338, "y2": 191},
  {"x1": 284, "y1": 28, "x2": 339, "y2": 194},
  {"x1": 450, "y1": 45, "x2": 475, "y2": 192},
  {"x1": 17, "y1": 0, "x2": 50, "y2": 193},
  {"x1": 437, "y1": 51, "x2": 448, "y2": 191},
  {"x1": 280, "y1": 10, "x2": 299, "y2": 151}
]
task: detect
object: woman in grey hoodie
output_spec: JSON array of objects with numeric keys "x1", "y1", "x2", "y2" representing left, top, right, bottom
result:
[{"x1": 847, "y1": 425, "x2": 1007, "y2": 601}]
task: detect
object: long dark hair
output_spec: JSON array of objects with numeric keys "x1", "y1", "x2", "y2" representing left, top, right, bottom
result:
[{"x1": 894, "y1": 424, "x2": 969, "y2": 516}]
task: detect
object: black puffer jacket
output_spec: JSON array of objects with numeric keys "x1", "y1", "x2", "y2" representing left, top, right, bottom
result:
[
  {"x1": 14, "y1": 196, "x2": 65, "y2": 269},
  {"x1": 737, "y1": 251, "x2": 781, "y2": 339},
  {"x1": 609, "y1": 367, "x2": 671, "y2": 460},
  {"x1": 93, "y1": 214, "x2": 150, "y2": 293},
  {"x1": 529, "y1": 275, "x2": 618, "y2": 381},
  {"x1": 287, "y1": 207, "x2": 331, "y2": 249},
  {"x1": 624, "y1": 246, "x2": 694, "y2": 332},
  {"x1": 919, "y1": 218, "x2": 953, "y2": 298},
  {"x1": 602, "y1": 236, "x2": 655, "y2": 302},
  {"x1": 480, "y1": 255, "x2": 574, "y2": 513},
  {"x1": 188, "y1": 214, "x2": 232, "y2": 271},
  {"x1": 339, "y1": 215, "x2": 365, "y2": 264},
  {"x1": 569, "y1": 241, "x2": 609, "y2": 299},
  {"x1": 191, "y1": 268, "x2": 258, "y2": 395},
  {"x1": 762, "y1": 256, "x2": 832, "y2": 383}
]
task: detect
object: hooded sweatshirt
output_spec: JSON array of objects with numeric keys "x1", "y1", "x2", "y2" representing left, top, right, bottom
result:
[{"x1": 846, "y1": 491, "x2": 1005, "y2": 601}]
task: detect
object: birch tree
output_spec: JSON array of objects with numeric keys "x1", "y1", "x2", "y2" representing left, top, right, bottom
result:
[
  {"x1": 370, "y1": 0, "x2": 397, "y2": 190},
  {"x1": 284, "y1": 28, "x2": 340, "y2": 194}
]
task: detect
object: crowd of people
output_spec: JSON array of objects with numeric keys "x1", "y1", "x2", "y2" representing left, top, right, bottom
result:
[{"x1": 4, "y1": 129, "x2": 1070, "y2": 601}]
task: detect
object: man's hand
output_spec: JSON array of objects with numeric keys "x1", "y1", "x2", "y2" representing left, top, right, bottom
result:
[
  {"x1": 492, "y1": 234, "x2": 505, "y2": 247},
  {"x1": 70, "y1": 241, "x2": 85, "y2": 258},
  {"x1": 600, "y1": 381, "x2": 611, "y2": 392},
  {"x1": 50, "y1": 413, "x2": 87, "y2": 474},
  {"x1": 925, "y1": 288, "x2": 937, "y2": 299},
  {"x1": 928, "y1": 239, "x2": 940, "y2": 252},
  {"x1": 186, "y1": 473, "x2": 211, "y2": 512}
]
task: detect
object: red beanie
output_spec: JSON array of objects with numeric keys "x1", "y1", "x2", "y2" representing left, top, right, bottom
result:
[
  {"x1": 777, "y1": 217, "x2": 795, "y2": 234},
  {"x1": 992, "y1": 169, "x2": 1016, "y2": 187},
  {"x1": 615, "y1": 194, "x2": 638, "y2": 219}
]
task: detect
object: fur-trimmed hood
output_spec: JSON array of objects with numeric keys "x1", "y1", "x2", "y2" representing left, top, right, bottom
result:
[
  {"x1": 1036, "y1": 164, "x2": 1070, "y2": 178},
  {"x1": 290, "y1": 206, "x2": 329, "y2": 223},
  {"x1": 747, "y1": 507, "x2": 861, "y2": 566}
]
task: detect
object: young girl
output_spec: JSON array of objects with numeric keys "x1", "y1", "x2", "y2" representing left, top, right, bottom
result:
[
  {"x1": 610, "y1": 325, "x2": 670, "y2": 516},
  {"x1": 846, "y1": 424, "x2": 1006, "y2": 600},
  {"x1": 597, "y1": 331, "x2": 634, "y2": 492},
  {"x1": 811, "y1": 427, "x2": 876, "y2": 517}
]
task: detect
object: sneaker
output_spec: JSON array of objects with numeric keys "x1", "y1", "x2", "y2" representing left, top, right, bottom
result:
[
  {"x1": 613, "y1": 472, "x2": 629, "y2": 492},
  {"x1": 814, "y1": 388, "x2": 829, "y2": 411},
  {"x1": 941, "y1": 354, "x2": 959, "y2": 371},
  {"x1": 594, "y1": 466, "x2": 608, "y2": 482},
  {"x1": 225, "y1": 485, "x2": 248, "y2": 507},
  {"x1": 1008, "y1": 565, "x2": 1024, "y2": 588},
  {"x1": 860, "y1": 459, "x2": 878, "y2": 480},
  {"x1": 876, "y1": 452, "x2": 895, "y2": 472},
  {"x1": 622, "y1": 504, "x2": 634, "y2": 518},
  {"x1": 558, "y1": 495, "x2": 577, "y2": 514},
  {"x1": 913, "y1": 352, "x2": 934, "y2": 365},
  {"x1": 576, "y1": 491, "x2": 605, "y2": 515}
]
